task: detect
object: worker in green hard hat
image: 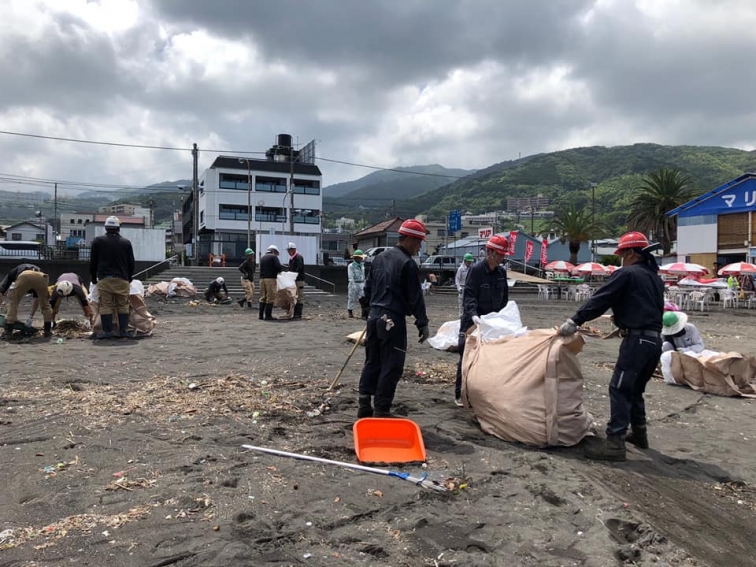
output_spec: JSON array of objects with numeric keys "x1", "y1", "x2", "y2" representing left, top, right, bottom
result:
[
  {"x1": 347, "y1": 249, "x2": 366, "y2": 318},
  {"x1": 455, "y1": 253, "x2": 475, "y2": 317},
  {"x1": 237, "y1": 248, "x2": 256, "y2": 309}
]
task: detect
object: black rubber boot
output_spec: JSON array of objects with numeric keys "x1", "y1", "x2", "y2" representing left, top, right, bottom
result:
[
  {"x1": 96, "y1": 314, "x2": 114, "y2": 339},
  {"x1": 357, "y1": 395, "x2": 373, "y2": 419},
  {"x1": 585, "y1": 434, "x2": 626, "y2": 461},
  {"x1": 348, "y1": 309, "x2": 354, "y2": 318},
  {"x1": 118, "y1": 314, "x2": 133, "y2": 338},
  {"x1": 293, "y1": 303, "x2": 303, "y2": 319},
  {"x1": 2, "y1": 323, "x2": 13, "y2": 339},
  {"x1": 264, "y1": 303, "x2": 275, "y2": 320},
  {"x1": 43, "y1": 322, "x2": 52, "y2": 338},
  {"x1": 237, "y1": 298, "x2": 246, "y2": 308},
  {"x1": 626, "y1": 425, "x2": 649, "y2": 449},
  {"x1": 247, "y1": 302, "x2": 253, "y2": 310},
  {"x1": 258, "y1": 303, "x2": 265, "y2": 320}
]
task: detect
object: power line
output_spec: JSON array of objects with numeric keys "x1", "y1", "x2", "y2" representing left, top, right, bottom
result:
[
  {"x1": 315, "y1": 156, "x2": 466, "y2": 179},
  {"x1": 0, "y1": 129, "x2": 469, "y2": 180},
  {"x1": 0, "y1": 130, "x2": 266, "y2": 155}
]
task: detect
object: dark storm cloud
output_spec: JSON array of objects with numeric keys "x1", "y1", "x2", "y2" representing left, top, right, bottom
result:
[{"x1": 148, "y1": 0, "x2": 594, "y2": 85}]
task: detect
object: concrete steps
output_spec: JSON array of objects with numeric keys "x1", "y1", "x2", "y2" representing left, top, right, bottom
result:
[{"x1": 142, "y1": 266, "x2": 333, "y2": 296}]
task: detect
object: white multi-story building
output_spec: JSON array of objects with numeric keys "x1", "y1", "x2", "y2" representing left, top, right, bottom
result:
[{"x1": 189, "y1": 135, "x2": 323, "y2": 262}]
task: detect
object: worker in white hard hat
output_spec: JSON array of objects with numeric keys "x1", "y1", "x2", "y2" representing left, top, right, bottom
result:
[
  {"x1": 90, "y1": 215, "x2": 135, "y2": 339},
  {"x1": 285, "y1": 242, "x2": 305, "y2": 319},
  {"x1": 259, "y1": 245, "x2": 283, "y2": 320},
  {"x1": 204, "y1": 276, "x2": 228, "y2": 303},
  {"x1": 49, "y1": 273, "x2": 93, "y2": 326}
]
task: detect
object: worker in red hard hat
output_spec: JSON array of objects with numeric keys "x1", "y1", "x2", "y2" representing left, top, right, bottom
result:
[
  {"x1": 558, "y1": 230, "x2": 664, "y2": 461},
  {"x1": 357, "y1": 218, "x2": 430, "y2": 418},
  {"x1": 455, "y1": 234, "x2": 509, "y2": 407}
]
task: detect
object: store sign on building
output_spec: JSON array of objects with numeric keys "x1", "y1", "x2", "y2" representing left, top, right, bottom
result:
[{"x1": 683, "y1": 178, "x2": 756, "y2": 216}]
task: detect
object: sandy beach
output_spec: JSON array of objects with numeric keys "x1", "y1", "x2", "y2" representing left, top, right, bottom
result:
[{"x1": 1, "y1": 292, "x2": 755, "y2": 566}]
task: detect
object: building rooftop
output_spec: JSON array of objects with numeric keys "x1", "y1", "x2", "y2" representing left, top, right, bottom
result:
[{"x1": 210, "y1": 156, "x2": 322, "y2": 176}]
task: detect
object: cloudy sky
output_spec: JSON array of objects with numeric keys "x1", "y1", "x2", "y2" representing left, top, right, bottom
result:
[{"x1": 2, "y1": 0, "x2": 755, "y2": 196}]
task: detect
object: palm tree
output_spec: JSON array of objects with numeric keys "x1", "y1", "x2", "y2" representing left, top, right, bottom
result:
[
  {"x1": 627, "y1": 169, "x2": 692, "y2": 255},
  {"x1": 551, "y1": 204, "x2": 604, "y2": 265}
]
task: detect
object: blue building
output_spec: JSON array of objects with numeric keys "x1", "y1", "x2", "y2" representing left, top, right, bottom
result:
[{"x1": 667, "y1": 172, "x2": 756, "y2": 270}]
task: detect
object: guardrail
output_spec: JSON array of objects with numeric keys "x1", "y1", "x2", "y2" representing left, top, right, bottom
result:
[
  {"x1": 304, "y1": 272, "x2": 336, "y2": 294},
  {"x1": 133, "y1": 255, "x2": 179, "y2": 281}
]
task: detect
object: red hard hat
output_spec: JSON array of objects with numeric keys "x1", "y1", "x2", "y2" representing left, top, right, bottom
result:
[
  {"x1": 486, "y1": 234, "x2": 508, "y2": 253},
  {"x1": 614, "y1": 231, "x2": 649, "y2": 254},
  {"x1": 398, "y1": 219, "x2": 427, "y2": 241}
]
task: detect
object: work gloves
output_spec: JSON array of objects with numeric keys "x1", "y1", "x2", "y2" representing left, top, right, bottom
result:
[
  {"x1": 559, "y1": 318, "x2": 578, "y2": 336},
  {"x1": 418, "y1": 324, "x2": 430, "y2": 344}
]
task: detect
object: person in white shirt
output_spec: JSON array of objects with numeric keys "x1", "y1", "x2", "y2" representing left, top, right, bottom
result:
[
  {"x1": 661, "y1": 311, "x2": 704, "y2": 353},
  {"x1": 455, "y1": 253, "x2": 474, "y2": 317}
]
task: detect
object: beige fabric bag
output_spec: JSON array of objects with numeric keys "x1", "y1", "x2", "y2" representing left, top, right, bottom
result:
[
  {"x1": 91, "y1": 295, "x2": 156, "y2": 337},
  {"x1": 461, "y1": 328, "x2": 590, "y2": 447},
  {"x1": 670, "y1": 351, "x2": 756, "y2": 398}
]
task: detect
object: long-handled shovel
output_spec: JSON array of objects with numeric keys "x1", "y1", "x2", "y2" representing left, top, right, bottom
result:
[
  {"x1": 327, "y1": 326, "x2": 367, "y2": 391},
  {"x1": 241, "y1": 444, "x2": 448, "y2": 492}
]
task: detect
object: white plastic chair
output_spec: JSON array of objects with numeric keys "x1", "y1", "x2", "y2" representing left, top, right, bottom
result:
[
  {"x1": 537, "y1": 285, "x2": 551, "y2": 300},
  {"x1": 688, "y1": 291, "x2": 708, "y2": 312},
  {"x1": 721, "y1": 288, "x2": 738, "y2": 309}
]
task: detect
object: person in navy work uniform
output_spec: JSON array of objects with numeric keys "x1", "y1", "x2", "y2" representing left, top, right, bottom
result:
[
  {"x1": 559, "y1": 231, "x2": 664, "y2": 461},
  {"x1": 455, "y1": 235, "x2": 509, "y2": 407},
  {"x1": 357, "y1": 219, "x2": 430, "y2": 418}
]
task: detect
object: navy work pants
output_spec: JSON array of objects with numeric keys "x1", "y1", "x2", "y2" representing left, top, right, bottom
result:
[
  {"x1": 607, "y1": 334, "x2": 662, "y2": 435},
  {"x1": 358, "y1": 309, "x2": 407, "y2": 413}
]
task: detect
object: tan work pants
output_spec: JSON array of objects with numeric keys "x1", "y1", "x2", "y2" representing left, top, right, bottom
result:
[
  {"x1": 259, "y1": 278, "x2": 277, "y2": 303},
  {"x1": 7, "y1": 271, "x2": 52, "y2": 323},
  {"x1": 97, "y1": 277, "x2": 130, "y2": 315},
  {"x1": 241, "y1": 278, "x2": 255, "y2": 302}
]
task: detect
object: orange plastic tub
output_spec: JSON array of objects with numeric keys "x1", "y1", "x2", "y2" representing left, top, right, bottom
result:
[{"x1": 353, "y1": 418, "x2": 427, "y2": 464}]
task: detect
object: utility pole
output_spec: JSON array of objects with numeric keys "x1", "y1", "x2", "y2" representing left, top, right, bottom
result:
[
  {"x1": 289, "y1": 147, "x2": 295, "y2": 236},
  {"x1": 53, "y1": 182, "x2": 58, "y2": 244},
  {"x1": 192, "y1": 143, "x2": 199, "y2": 264},
  {"x1": 590, "y1": 182, "x2": 597, "y2": 262}
]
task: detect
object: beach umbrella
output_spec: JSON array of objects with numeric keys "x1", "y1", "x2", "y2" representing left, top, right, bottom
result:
[
  {"x1": 544, "y1": 260, "x2": 575, "y2": 272},
  {"x1": 605, "y1": 265, "x2": 620, "y2": 273},
  {"x1": 717, "y1": 262, "x2": 756, "y2": 276},
  {"x1": 659, "y1": 262, "x2": 709, "y2": 276},
  {"x1": 574, "y1": 262, "x2": 609, "y2": 275}
]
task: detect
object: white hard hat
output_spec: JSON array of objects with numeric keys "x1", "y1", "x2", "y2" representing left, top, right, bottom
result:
[
  {"x1": 104, "y1": 216, "x2": 121, "y2": 228},
  {"x1": 267, "y1": 245, "x2": 279, "y2": 253},
  {"x1": 287, "y1": 242, "x2": 297, "y2": 250},
  {"x1": 57, "y1": 281, "x2": 74, "y2": 296},
  {"x1": 216, "y1": 277, "x2": 224, "y2": 285}
]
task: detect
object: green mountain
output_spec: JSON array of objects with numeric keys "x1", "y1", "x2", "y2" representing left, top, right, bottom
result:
[
  {"x1": 324, "y1": 164, "x2": 473, "y2": 200},
  {"x1": 404, "y1": 144, "x2": 756, "y2": 233}
]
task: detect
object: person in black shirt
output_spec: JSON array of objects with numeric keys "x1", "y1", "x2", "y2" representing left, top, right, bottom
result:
[
  {"x1": 90, "y1": 216, "x2": 135, "y2": 339},
  {"x1": 259, "y1": 245, "x2": 283, "y2": 320},
  {"x1": 286, "y1": 242, "x2": 305, "y2": 319},
  {"x1": 357, "y1": 219, "x2": 430, "y2": 418},
  {"x1": 204, "y1": 277, "x2": 228, "y2": 303},
  {"x1": 237, "y1": 248, "x2": 256, "y2": 309},
  {"x1": 559, "y1": 231, "x2": 664, "y2": 461},
  {"x1": 455, "y1": 235, "x2": 509, "y2": 406}
]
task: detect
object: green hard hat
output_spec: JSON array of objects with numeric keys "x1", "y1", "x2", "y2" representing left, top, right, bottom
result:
[
  {"x1": 463, "y1": 253, "x2": 474, "y2": 261},
  {"x1": 662, "y1": 311, "x2": 678, "y2": 328},
  {"x1": 245, "y1": 248, "x2": 254, "y2": 255},
  {"x1": 353, "y1": 249, "x2": 365, "y2": 257}
]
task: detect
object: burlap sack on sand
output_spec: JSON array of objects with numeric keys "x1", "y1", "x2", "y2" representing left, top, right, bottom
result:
[
  {"x1": 91, "y1": 295, "x2": 156, "y2": 337},
  {"x1": 670, "y1": 351, "x2": 756, "y2": 398},
  {"x1": 461, "y1": 328, "x2": 590, "y2": 447}
]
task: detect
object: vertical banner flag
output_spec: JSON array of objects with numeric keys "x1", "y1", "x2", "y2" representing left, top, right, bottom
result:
[
  {"x1": 540, "y1": 238, "x2": 548, "y2": 265},
  {"x1": 508, "y1": 231, "x2": 518, "y2": 255},
  {"x1": 525, "y1": 240, "x2": 534, "y2": 263}
]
